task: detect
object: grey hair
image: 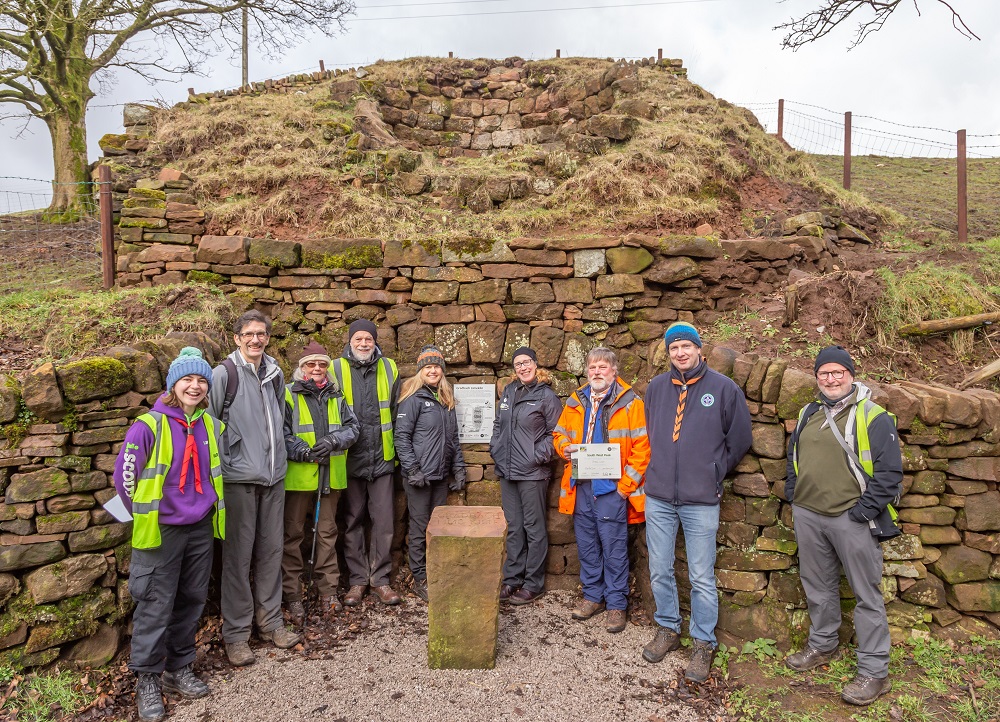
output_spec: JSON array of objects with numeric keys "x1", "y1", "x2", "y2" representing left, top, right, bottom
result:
[{"x1": 585, "y1": 347, "x2": 618, "y2": 370}]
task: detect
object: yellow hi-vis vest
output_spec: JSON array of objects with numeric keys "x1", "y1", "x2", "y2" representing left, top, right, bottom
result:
[
  {"x1": 284, "y1": 386, "x2": 348, "y2": 492},
  {"x1": 131, "y1": 411, "x2": 226, "y2": 550},
  {"x1": 334, "y1": 356, "x2": 397, "y2": 462},
  {"x1": 791, "y1": 398, "x2": 900, "y2": 523}
]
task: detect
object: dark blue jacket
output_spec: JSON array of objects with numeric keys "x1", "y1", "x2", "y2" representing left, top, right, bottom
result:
[{"x1": 643, "y1": 360, "x2": 752, "y2": 506}]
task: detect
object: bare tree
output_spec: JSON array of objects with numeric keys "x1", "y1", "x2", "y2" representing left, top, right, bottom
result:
[
  {"x1": 0, "y1": 0, "x2": 354, "y2": 213},
  {"x1": 775, "y1": 0, "x2": 979, "y2": 50}
]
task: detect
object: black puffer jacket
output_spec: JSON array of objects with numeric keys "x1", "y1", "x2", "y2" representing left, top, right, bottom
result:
[
  {"x1": 394, "y1": 385, "x2": 466, "y2": 486},
  {"x1": 490, "y1": 377, "x2": 562, "y2": 482},
  {"x1": 339, "y1": 345, "x2": 400, "y2": 483}
]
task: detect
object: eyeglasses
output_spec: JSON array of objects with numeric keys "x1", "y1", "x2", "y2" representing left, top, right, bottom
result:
[
  {"x1": 513, "y1": 360, "x2": 535, "y2": 369},
  {"x1": 239, "y1": 331, "x2": 269, "y2": 341},
  {"x1": 817, "y1": 370, "x2": 848, "y2": 380}
]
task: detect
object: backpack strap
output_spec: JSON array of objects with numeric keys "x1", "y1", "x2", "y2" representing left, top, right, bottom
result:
[{"x1": 221, "y1": 358, "x2": 239, "y2": 426}]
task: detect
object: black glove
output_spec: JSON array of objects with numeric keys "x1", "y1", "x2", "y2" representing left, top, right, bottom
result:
[
  {"x1": 310, "y1": 435, "x2": 337, "y2": 461},
  {"x1": 407, "y1": 470, "x2": 428, "y2": 488},
  {"x1": 448, "y1": 477, "x2": 466, "y2": 492},
  {"x1": 289, "y1": 440, "x2": 312, "y2": 462}
]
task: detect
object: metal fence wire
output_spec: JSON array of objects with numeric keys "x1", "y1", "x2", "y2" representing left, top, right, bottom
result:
[
  {"x1": 0, "y1": 178, "x2": 102, "y2": 293},
  {"x1": 738, "y1": 100, "x2": 1000, "y2": 239}
]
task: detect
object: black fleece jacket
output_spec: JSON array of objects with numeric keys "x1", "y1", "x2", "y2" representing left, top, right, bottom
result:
[
  {"x1": 394, "y1": 385, "x2": 466, "y2": 486},
  {"x1": 490, "y1": 378, "x2": 562, "y2": 482}
]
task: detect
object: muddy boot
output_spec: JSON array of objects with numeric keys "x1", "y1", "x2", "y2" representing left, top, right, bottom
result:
[
  {"x1": 642, "y1": 626, "x2": 681, "y2": 664},
  {"x1": 841, "y1": 675, "x2": 891, "y2": 706},
  {"x1": 260, "y1": 626, "x2": 301, "y2": 649},
  {"x1": 685, "y1": 640, "x2": 715, "y2": 683},
  {"x1": 135, "y1": 672, "x2": 165, "y2": 722},
  {"x1": 286, "y1": 600, "x2": 306, "y2": 626},
  {"x1": 225, "y1": 641, "x2": 255, "y2": 667}
]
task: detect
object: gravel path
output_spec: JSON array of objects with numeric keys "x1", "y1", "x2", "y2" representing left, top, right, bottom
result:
[{"x1": 169, "y1": 591, "x2": 709, "y2": 722}]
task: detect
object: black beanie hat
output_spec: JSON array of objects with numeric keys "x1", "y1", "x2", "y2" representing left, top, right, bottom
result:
[
  {"x1": 511, "y1": 346, "x2": 537, "y2": 364},
  {"x1": 348, "y1": 319, "x2": 378, "y2": 344},
  {"x1": 814, "y1": 345, "x2": 856, "y2": 376}
]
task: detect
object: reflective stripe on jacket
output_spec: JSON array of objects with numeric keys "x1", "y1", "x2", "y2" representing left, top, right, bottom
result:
[
  {"x1": 132, "y1": 411, "x2": 226, "y2": 549},
  {"x1": 334, "y1": 356, "x2": 397, "y2": 463},
  {"x1": 552, "y1": 378, "x2": 650, "y2": 524},
  {"x1": 284, "y1": 386, "x2": 348, "y2": 492}
]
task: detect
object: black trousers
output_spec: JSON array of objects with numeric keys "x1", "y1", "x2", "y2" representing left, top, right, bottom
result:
[
  {"x1": 129, "y1": 515, "x2": 214, "y2": 674},
  {"x1": 343, "y1": 472, "x2": 395, "y2": 587},
  {"x1": 404, "y1": 479, "x2": 449, "y2": 583}
]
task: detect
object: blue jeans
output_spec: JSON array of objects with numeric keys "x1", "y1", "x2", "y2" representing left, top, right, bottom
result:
[
  {"x1": 573, "y1": 481, "x2": 629, "y2": 610},
  {"x1": 645, "y1": 496, "x2": 720, "y2": 644}
]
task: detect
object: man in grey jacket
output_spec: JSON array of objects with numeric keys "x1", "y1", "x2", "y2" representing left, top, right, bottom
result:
[{"x1": 209, "y1": 310, "x2": 300, "y2": 667}]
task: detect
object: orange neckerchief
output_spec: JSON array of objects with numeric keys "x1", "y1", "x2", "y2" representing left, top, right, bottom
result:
[{"x1": 670, "y1": 364, "x2": 706, "y2": 443}]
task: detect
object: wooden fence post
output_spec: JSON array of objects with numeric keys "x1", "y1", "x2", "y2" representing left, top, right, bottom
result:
[
  {"x1": 98, "y1": 164, "x2": 115, "y2": 290},
  {"x1": 777, "y1": 99, "x2": 784, "y2": 142},
  {"x1": 319, "y1": 60, "x2": 325, "y2": 72},
  {"x1": 556, "y1": 49, "x2": 561, "y2": 58},
  {"x1": 657, "y1": 48, "x2": 663, "y2": 61},
  {"x1": 958, "y1": 129, "x2": 968, "y2": 244},
  {"x1": 843, "y1": 111, "x2": 852, "y2": 190},
  {"x1": 449, "y1": 51, "x2": 454, "y2": 58}
]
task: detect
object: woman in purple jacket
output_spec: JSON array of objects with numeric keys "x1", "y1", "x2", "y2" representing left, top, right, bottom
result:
[{"x1": 114, "y1": 347, "x2": 225, "y2": 722}]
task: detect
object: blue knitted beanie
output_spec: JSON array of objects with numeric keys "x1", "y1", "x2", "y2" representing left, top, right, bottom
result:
[
  {"x1": 165, "y1": 347, "x2": 214, "y2": 392},
  {"x1": 664, "y1": 322, "x2": 702, "y2": 349}
]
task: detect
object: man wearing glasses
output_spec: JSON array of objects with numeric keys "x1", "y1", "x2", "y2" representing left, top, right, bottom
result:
[
  {"x1": 785, "y1": 345, "x2": 902, "y2": 706},
  {"x1": 209, "y1": 310, "x2": 300, "y2": 667}
]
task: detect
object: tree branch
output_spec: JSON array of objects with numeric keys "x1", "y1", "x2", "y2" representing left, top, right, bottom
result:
[{"x1": 775, "y1": 0, "x2": 979, "y2": 50}]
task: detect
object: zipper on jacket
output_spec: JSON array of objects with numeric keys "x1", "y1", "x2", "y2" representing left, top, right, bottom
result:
[{"x1": 256, "y1": 361, "x2": 277, "y2": 482}]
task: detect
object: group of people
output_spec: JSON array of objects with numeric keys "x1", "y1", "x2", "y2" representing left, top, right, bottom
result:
[{"x1": 113, "y1": 311, "x2": 903, "y2": 722}]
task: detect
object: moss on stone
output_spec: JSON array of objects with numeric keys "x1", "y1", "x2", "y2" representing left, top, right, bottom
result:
[
  {"x1": 122, "y1": 197, "x2": 166, "y2": 210},
  {"x1": 187, "y1": 270, "x2": 226, "y2": 286},
  {"x1": 442, "y1": 237, "x2": 494, "y2": 257},
  {"x1": 129, "y1": 187, "x2": 167, "y2": 200},
  {"x1": 98, "y1": 134, "x2": 128, "y2": 152},
  {"x1": 57, "y1": 358, "x2": 132, "y2": 403},
  {"x1": 301, "y1": 244, "x2": 382, "y2": 270},
  {"x1": 118, "y1": 217, "x2": 165, "y2": 229},
  {"x1": 0, "y1": 646, "x2": 59, "y2": 669}
]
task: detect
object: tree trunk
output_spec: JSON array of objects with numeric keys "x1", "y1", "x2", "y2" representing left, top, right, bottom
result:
[{"x1": 45, "y1": 106, "x2": 92, "y2": 216}]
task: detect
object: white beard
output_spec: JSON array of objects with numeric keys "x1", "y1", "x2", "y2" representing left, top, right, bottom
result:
[{"x1": 353, "y1": 348, "x2": 375, "y2": 363}]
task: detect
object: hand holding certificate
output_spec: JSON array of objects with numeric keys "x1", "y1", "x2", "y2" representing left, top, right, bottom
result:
[{"x1": 572, "y1": 443, "x2": 622, "y2": 479}]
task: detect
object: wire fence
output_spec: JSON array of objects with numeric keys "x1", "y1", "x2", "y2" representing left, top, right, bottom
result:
[
  {"x1": 0, "y1": 178, "x2": 103, "y2": 293},
  {"x1": 737, "y1": 100, "x2": 1000, "y2": 240}
]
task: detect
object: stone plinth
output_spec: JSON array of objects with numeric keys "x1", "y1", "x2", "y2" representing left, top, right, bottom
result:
[{"x1": 426, "y1": 506, "x2": 506, "y2": 669}]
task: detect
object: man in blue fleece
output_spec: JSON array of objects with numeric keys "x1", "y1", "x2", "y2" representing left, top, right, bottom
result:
[{"x1": 641, "y1": 322, "x2": 752, "y2": 683}]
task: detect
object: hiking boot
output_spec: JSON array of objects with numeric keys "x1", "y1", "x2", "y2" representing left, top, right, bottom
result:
[
  {"x1": 320, "y1": 595, "x2": 343, "y2": 615},
  {"x1": 685, "y1": 640, "x2": 715, "y2": 683},
  {"x1": 509, "y1": 588, "x2": 544, "y2": 606},
  {"x1": 642, "y1": 626, "x2": 681, "y2": 663},
  {"x1": 786, "y1": 645, "x2": 840, "y2": 672},
  {"x1": 162, "y1": 664, "x2": 209, "y2": 699},
  {"x1": 605, "y1": 609, "x2": 627, "y2": 633},
  {"x1": 841, "y1": 674, "x2": 892, "y2": 706},
  {"x1": 499, "y1": 584, "x2": 518, "y2": 602},
  {"x1": 373, "y1": 585, "x2": 401, "y2": 605},
  {"x1": 135, "y1": 672, "x2": 164, "y2": 722},
  {"x1": 260, "y1": 626, "x2": 301, "y2": 649},
  {"x1": 412, "y1": 579, "x2": 429, "y2": 603},
  {"x1": 225, "y1": 641, "x2": 255, "y2": 667},
  {"x1": 344, "y1": 585, "x2": 367, "y2": 607},
  {"x1": 286, "y1": 599, "x2": 306, "y2": 626},
  {"x1": 571, "y1": 599, "x2": 606, "y2": 620}
]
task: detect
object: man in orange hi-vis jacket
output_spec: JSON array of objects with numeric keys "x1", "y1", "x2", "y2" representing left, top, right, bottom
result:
[{"x1": 553, "y1": 347, "x2": 650, "y2": 635}]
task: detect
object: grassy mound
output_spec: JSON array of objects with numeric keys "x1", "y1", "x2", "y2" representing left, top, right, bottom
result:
[{"x1": 146, "y1": 57, "x2": 888, "y2": 241}]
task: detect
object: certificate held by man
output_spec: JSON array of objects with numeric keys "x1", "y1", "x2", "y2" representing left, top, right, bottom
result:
[{"x1": 573, "y1": 443, "x2": 622, "y2": 479}]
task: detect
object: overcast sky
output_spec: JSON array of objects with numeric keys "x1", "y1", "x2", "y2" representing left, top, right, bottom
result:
[{"x1": 1, "y1": 0, "x2": 997, "y2": 202}]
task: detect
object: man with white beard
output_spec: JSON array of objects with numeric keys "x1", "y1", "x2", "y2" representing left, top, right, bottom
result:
[{"x1": 333, "y1": 320, "x2": 402, "y2": 606}]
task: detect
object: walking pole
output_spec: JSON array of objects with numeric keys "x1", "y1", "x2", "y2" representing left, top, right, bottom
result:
[{"x1": 304, "y1": 484, "x2": 323, "y2": 622}]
